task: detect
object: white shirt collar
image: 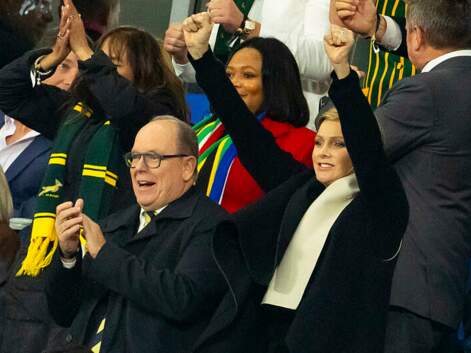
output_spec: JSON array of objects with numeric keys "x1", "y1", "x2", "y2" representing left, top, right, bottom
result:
[
  {"x1": 137, "y1": 206, "x2": 167, "y2": 233},
  {"x1": 421, "y1": 50, "x2": 471, "y2": 73},
  {"x1": 0, "y1": 116, "x2": 40, "y2": 147}
]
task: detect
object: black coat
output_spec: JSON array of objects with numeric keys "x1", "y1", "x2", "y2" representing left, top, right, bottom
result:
[
  {"x1": 193, "y1": 71, "x2": 409, "y2": 353},
  {"x1": 45, "y1": 187, "x2": 228, "y2": 353},
  {"x1": 0, "y1": 48, "x2": 182, "y2": 353}
]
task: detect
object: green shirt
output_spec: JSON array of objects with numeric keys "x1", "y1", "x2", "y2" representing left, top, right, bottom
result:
[{"x1": 364, "y1": 0, "x2": 416, "y2": 109}]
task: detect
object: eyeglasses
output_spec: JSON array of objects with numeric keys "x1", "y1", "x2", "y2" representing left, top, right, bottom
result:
[{"x1": 123, "y1": 152, "x2": 190, "y2": 169}]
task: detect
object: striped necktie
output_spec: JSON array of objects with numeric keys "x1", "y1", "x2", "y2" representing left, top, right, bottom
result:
[
  {"x1": 90, "y1": 318, "x2": 106, "y2": 353},
  {"x1": 141, "y1": 210, "x2": 158, "y2": 231}
]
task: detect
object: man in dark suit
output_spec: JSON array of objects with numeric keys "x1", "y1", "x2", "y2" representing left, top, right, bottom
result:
[
  {"x1": 334, "y1": 0, "x2": 471, "y2": 352},
  {"x1": 45, "y1": 116, "x2": 228, "y2": 353}
]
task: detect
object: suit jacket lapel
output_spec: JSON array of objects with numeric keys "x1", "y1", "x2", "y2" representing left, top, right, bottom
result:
[
  {"x1": 235, "y1": 171, "x2": 316, "y2": 285},
  {"x1": 275, "y1": 179, "x2": 324, "y2": 266},
  {"x1": 5, "y1": 135, "x2": 51, "y2": 182}
]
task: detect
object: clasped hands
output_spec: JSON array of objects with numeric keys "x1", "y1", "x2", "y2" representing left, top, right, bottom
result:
[
  {"x1": 164, "y1": 0, "x2": 240, "y2": 64},
  {"x1": 55, "y1": 198, "x2": 106, "y2": 260},
  {"x1": 39, "y1": 0, "x2": 92, "y2": 72}
]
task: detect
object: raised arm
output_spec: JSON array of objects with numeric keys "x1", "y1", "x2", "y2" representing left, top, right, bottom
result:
[
  {"x1": 76, "y1": 51, "x2": 178, "y2": 151},
  {"x1": 0, "y1": 5, "x2": 75, "y2": 141},
  {"x1": 0, "y1": 52, "x2": 69, "y2": 140},
  {"x1": 261, "y1": 0, "x2": 332, "y2": 82},
  {"x1": 61, "y1": 0, "x2": 178, "y2": 152},
  {"x1": 333, "y1": 0, "x2": 408, "y2": 57},
  {"x1": 324, "y1": 25, "x2": 408, "y2": 258},
  {"x1": 183, "y1": 13, "x2": 307, "y2": 191}
]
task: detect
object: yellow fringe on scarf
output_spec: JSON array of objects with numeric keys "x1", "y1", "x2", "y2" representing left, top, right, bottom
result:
[{"x1": 16, "y1": 216, "x2": 58, "y2": 277}]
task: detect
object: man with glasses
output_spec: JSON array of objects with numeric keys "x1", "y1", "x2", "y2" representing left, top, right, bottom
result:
[{"x1": 45, "y1": 116, "x2": 228, "y2": 353}]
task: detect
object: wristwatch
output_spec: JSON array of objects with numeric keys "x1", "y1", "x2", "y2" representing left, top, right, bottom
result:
[
  {"x1": 227, "y1": 17, "x2": 257, "y2": 48},
  {"x1": 238, "y1": 18, "x2": 256, "y2": 40}
]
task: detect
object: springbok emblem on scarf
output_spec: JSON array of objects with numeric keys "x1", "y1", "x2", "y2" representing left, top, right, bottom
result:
[{"x1": 38, "y1": 179, "x2": 63, "y2": 197}]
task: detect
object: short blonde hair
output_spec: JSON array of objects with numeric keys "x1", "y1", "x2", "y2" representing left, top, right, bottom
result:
[
  {"x1": 0, "y1": 167, "x2": 12, "y2": 224},
  {"x1": 315, "y1": 107, "x2": 340, "y2": 130}
]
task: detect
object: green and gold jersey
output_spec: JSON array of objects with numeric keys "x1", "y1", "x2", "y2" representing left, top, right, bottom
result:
[{"x1": 364, "y1": 0, "x2": 416, "y2": 109}]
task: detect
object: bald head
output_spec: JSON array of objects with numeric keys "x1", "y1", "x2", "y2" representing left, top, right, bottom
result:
[{"x1": 129, "y1": 117, "x2": 198, "y2": 210}]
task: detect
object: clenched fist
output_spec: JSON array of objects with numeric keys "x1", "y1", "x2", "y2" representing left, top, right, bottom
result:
[
  {"x1": 163, "y1": 23, "x2": 188, "y2": 64},
  {"x1": 182, "y1": 12, "x2": 213, "y2": 60}
]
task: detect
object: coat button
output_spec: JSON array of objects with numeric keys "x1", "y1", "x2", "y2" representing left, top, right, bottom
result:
[{"x1": 65, "y1": 333, "x2": 73, "y2": 343}]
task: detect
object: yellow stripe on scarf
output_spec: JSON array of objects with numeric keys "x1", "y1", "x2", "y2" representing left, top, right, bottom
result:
[
  {"x1": 73, "y1": 104, "x2": 93, "y2": 118},
  {"x1": 205, "y1": 137, "x2": 230, "y2": 197},
  {"x1": 16, "y1": 215, "x2": 59, "y2": 277},
  {"x1": 49, "y1": 153, "x2": 67, "y2": 166},
  {"x1": 82, "y1": 165, "x2": 119, "y2": 187}
]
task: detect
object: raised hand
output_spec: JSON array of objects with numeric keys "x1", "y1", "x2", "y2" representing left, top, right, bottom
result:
[
  {"x1": 334, "y1": 0, "x2": 377, "y2": 37},
  {"x1": 81, "y1": 214, "x2": 106, "y2": 259},
  {"x1": 64, "y1": 0, "x2": 93, "y2": 61},
  {"x1": 163, "y1": 23, "x2": 189, "y2": 64},
  {"x1": 55, "y1": 198, "x2": 84, "y2": 259},
  {"x1": 207, "y1": 0, "x2": 244, "y2": 33},
  {"x1": 182, "y1": 12, "x2": 213, "y2": 60},
  {"x1": 38, "y1": 4, "x2": 73, "y2": 71},
  {"x1": 324, "y1": 24, "x2": 356, "y2": 79}
]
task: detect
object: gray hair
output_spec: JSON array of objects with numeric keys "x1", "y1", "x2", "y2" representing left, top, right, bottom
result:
[
  {"x1": 151, "y1": 115, "x2": 198, "y2": 158},
  {"x1": 0, "y1": 167, "x2": 13, "y2": 224},
  {"x1": 151, "y1": 115, "x2": 199, "y2": 179},
  {"x1": 406, "y1": 0, "x2": 471, "y2": 50}
]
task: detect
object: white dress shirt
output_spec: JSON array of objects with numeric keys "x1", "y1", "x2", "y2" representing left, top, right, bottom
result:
[{"x1": 0, "y1": 115, "x2": 39, "y2": 172}]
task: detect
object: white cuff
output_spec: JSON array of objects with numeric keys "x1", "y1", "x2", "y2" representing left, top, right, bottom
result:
[
  {"x1": 381, "y1": 16, "x2": 403, "y2": 51},
  {"x1": 61, "y1": 256, "x2": 77, "y2": 269},
  {"x1": 172, "y1": 57, "x2": 197, "y2": 83}
]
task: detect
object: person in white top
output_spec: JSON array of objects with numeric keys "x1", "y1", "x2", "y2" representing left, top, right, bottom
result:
[{"x1": 164, "y1": 0, "x2": 332, "y2": 129}]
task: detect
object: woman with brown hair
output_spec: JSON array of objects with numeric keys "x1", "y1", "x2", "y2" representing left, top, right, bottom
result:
[{"x1": 0, "y1": 0, "x2": 187, "y2": 277}]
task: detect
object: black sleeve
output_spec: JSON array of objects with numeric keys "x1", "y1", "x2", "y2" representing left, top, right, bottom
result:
[
  {"x1": 45, "y1": 252, "x2": 83, "y2": 327},
  {"x1": 328, "y1": 70, "x2": 409, "y2": 259},
  {"x1": 0, "y1": 49, "x2": 70, "y2": 140},
  {"x1": 189, "y1": 50, "x2": 307, "y2": 192},
  {"x1": 79, "y1": 51, "x2": 178, "y2": 152},
  {"x1": 86, "y1": 226, "x2": 226, "y2": 322}
]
